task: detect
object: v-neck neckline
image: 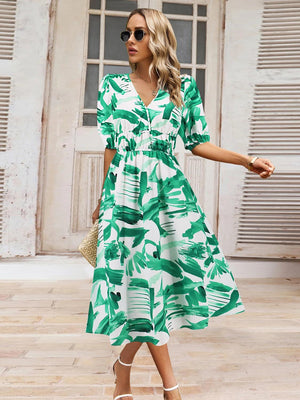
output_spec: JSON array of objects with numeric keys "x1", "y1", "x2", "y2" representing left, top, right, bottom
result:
[{"x1": 127, "y1": 73, "x2": 160, "y2": 109}]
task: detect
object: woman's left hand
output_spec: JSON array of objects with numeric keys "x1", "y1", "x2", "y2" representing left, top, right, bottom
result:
[{"x1": 247, "y1": 157, "x2": 275, "y2": 178}]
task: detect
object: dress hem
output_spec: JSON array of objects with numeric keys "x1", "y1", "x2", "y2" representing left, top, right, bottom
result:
[{"x1": 85, "y1": 305, "x2": 246, "y2": 347}]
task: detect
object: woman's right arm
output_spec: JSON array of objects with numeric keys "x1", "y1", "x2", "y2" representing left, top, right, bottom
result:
[{"x1": 92, "y1": 148, "x2": 117, "y2": 223}]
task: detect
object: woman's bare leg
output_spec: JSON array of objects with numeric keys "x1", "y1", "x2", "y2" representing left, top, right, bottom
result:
[
  {"x1": 147, "y1": 342, "x2": 181, "y2": 400},
  {"x1": 113, "y1": 341, "x2": 181, "y2": 400},
  {"x1": 113, "y1": 341, "x2": 143, "y2": 399}
]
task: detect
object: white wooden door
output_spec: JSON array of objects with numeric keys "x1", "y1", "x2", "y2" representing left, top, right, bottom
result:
[
  {"x1": 39, "y1": 0, "x2": 145, "y2": 253},
  {"x1": 39, "y1": 0, "x2": 223, "y2": 253},
  {"x1": 218, "y1": 0, "x2": 300, "y2": 259}
]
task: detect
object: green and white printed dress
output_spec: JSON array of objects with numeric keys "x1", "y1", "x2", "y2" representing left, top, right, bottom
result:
[{"x1": 86, "y1": 73, "x2": 245, "y2": 346}]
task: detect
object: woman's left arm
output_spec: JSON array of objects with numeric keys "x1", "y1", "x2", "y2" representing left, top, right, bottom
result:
[{"x1": 191, "y1": 142, "x2": 275, "y2": 179}]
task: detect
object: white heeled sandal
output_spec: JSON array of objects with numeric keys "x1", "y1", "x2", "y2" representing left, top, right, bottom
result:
[
  {"x1": 112, "y1": 355, "x2": 133, "y2": 400},
  {"x1": 163, "y1": 384, "x2": 180, "y2": 399}
]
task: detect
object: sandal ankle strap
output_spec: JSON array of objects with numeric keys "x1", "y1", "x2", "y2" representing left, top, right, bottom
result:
[
  {"x1": 163, "y1": 384, "x2": 179, "y2": 391},
  {"x1": 113, "y1": 394, "x2": 133, "y2": 400},
  {"x1": 118, "y1": 355, "x2": 133, "y2": 367}
]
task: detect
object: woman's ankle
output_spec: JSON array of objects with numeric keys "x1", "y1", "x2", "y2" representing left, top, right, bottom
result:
[
  {"x1": 119, "y1": 355, "x2": 133, "y2": 366},
  {"x1": 162, "y1": 377, "x2": 178, "y2": 390},
  {"x1": 118, "y1": 341, "x2": 143, "y2": 366}
]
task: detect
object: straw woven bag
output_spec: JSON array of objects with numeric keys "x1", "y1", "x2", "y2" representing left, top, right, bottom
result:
[{"x1": 78, "y1": 219, "x2": 99, "y2": 267}]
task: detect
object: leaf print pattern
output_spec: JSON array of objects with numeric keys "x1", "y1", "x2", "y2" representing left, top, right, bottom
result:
[{"x1": 86, "y1": 73, "x2": 245, "y2": 346}]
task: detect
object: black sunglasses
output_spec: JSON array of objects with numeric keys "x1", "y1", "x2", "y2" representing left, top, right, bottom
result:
[{"x1": 120, "y1": 29, "x2": 146, "y2": 42}]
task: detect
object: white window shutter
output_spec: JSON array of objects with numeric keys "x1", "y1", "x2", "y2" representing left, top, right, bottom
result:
[
  {"x1": 0, "y1": 0, "x2": 16, "y2": 246},
  {"x1": 219, "y1": 0, "x2": 300, "y2": 259}
]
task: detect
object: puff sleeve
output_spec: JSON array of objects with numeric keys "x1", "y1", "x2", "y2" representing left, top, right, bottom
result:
[
  {"x1": 179, "y1": 75, "x2": 210, "y2": 151},
  {"x1": 97, "y1": 74, "x2": 117, "y2": 150}
]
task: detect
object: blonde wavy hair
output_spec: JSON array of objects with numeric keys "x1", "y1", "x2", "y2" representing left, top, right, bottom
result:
[{"x1": 126, "y1": 8, "x2": 184, "y2": 108}]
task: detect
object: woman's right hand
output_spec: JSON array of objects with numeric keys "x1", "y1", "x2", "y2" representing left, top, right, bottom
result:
[{"x1": 92, "y1": 202, "x2": 101, "y2": 224}]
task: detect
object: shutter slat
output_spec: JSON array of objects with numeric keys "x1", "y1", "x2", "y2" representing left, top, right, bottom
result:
[
  {"x1": 249, "y1": 83, "x2": 300, "y2": 154},
  {"x1": 258, "y1": 1, "x2": 300, "y2": 68},
  {"x1": 0, "y1": 76, "x2": 10, "y2": 152},
  {"x1": 0, "y1": 0, "x2": 16, "y2": 61},
  {"x1": 237, "y1": 172, "x2": 300, "y2": 245}
]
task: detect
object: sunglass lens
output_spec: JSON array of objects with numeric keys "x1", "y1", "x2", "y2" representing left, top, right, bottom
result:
[
  {"x1": 120, "y1": 31, "x2": 130, "y2": 42},
  {"x1": 135, "y1": 30, "x2": 144, "y2": 41}
]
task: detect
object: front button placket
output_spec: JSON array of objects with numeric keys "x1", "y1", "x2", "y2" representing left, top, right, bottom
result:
[{"x1": 145, "y1": 107, "x2": 152, "y2": 148}]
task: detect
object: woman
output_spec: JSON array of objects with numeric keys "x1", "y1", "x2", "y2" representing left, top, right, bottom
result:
[{"x1": 86, "y1": 8, "x2": 275, "y2": 400}]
